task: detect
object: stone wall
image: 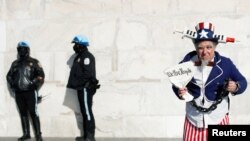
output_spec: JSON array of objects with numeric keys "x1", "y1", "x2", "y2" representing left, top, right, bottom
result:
[{"x1": 0, "y1": 0, "x2": 250, "y2": 138}]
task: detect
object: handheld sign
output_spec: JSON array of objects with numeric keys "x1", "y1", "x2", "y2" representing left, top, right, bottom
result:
[{"x1": 164, "y1": 61, "x2": 195, "y2": 102}]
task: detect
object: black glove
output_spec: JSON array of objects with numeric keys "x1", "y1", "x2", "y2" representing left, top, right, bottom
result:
[
  {"x1": 90, "y1": 79, "x2": 101, "y2": 89},
  {"x1": 31, "y1": 79, "x2": 39, "y2": 89}
]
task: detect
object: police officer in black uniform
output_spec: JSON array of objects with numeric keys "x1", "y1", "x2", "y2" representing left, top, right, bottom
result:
[
  {"x1": 6, "y1": 41, "x2": 45, "y2": 141},
  {"x1": 67, "y1": 35, "x2": 100, "y2": 141}
]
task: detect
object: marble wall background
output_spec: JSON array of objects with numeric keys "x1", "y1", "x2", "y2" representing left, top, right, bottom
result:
[{"x1": 0, "y1": 0, "x2": 250, "y2": 138}]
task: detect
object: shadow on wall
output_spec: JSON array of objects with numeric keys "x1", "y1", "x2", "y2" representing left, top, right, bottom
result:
[{"x1": 63, "y1": 53, "x2": 84, "y2": 136}]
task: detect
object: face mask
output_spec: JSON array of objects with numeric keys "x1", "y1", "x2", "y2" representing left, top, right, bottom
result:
[
  {"x1": 17, "y1": 47, "x2": 30, "y2": 59},
  {"x1": 73, "y1": 44, "x2": 81, "y2": 54},
  {"x1": 73, "y1": 44, "x2": 87, "y2": 54}
]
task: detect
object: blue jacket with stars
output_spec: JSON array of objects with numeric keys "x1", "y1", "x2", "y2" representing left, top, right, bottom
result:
[{"x1": 172, "y1": 51, "x2": 247, "y2": 101}]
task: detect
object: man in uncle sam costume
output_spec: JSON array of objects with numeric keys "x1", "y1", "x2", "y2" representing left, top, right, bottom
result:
[{"x1": 170, "y1": 22, "x2": 247, "y2": 141}]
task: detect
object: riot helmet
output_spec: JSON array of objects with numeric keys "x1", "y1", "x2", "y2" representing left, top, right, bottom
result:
[
  {"x1": 17, "y1": 41, "x2": 30, "y2": 59},
  {"x1": 72, "y1": 35, "x2": 89, "y2": 53}
]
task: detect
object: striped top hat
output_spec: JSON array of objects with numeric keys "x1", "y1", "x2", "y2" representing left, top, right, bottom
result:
[{"x1": 193, "y1": 22, "x2": 218, "y2": 43}]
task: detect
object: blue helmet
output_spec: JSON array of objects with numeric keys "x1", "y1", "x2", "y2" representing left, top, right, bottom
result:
[
  {"x1": 72, "y1": 35, "x2": 89, "y2": 46},
  {"x1": 17, "y1": 41, "x2": 30, "y2": 48}
]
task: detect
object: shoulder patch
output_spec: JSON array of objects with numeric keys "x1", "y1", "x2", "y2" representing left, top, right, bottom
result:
[{"x1": 84, "y1": 58, "x2": 90, "y2": 65}]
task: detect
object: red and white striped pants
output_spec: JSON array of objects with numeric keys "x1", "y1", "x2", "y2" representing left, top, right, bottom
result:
[{"x1": 183, "y1": 114, "x2": 229, "y2": 141}]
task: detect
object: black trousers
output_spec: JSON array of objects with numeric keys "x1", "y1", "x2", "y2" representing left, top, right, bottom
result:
[
  {"x1": 15, "y1": 90, "x2": 39, "y2": 118},
  {"x1": 15, "y1": 90, "x2": 42, "y2": 138},
  {"x1": 77, "y1": 88, "x2": 96, "y2": 138}
]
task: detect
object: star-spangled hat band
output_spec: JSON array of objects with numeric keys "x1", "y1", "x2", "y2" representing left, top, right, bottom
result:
[
  {"x1": 193, "y1": 22, "x2": 218, "y2": 43},
  {"x1": 173, "y1": 22, "x2": 238, "y2": 43}
]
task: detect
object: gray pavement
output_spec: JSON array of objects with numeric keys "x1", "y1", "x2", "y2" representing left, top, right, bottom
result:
[{"x1": 0, "y1": 137, "x2": 182, "y2": 141}]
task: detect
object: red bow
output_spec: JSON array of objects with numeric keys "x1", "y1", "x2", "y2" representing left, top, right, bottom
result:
[{"x1": 194, "y1": 61, "x2": 215, "y2": 66}]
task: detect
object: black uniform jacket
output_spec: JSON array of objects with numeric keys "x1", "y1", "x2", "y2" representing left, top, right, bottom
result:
[
  {"x1": 6, "y1": 57, "x2": 45, "y2": 92},
  {"x1": 67, "y1": 49, "x2": 96, "y2": 90}
]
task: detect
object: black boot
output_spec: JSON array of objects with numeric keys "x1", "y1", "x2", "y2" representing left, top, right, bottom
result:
[
  {"x1": 84, "y1": 132, "x2": 96, "y2": 141},
  {"x1": 31, "y1": 116, "x2": 43, "y2": 141},
  {"x1": 75, "y1": 136, "x2": 84, "y2": 141},
  {"x1": 18, "y1": 117, "x2": 31, "y2": 141}
]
